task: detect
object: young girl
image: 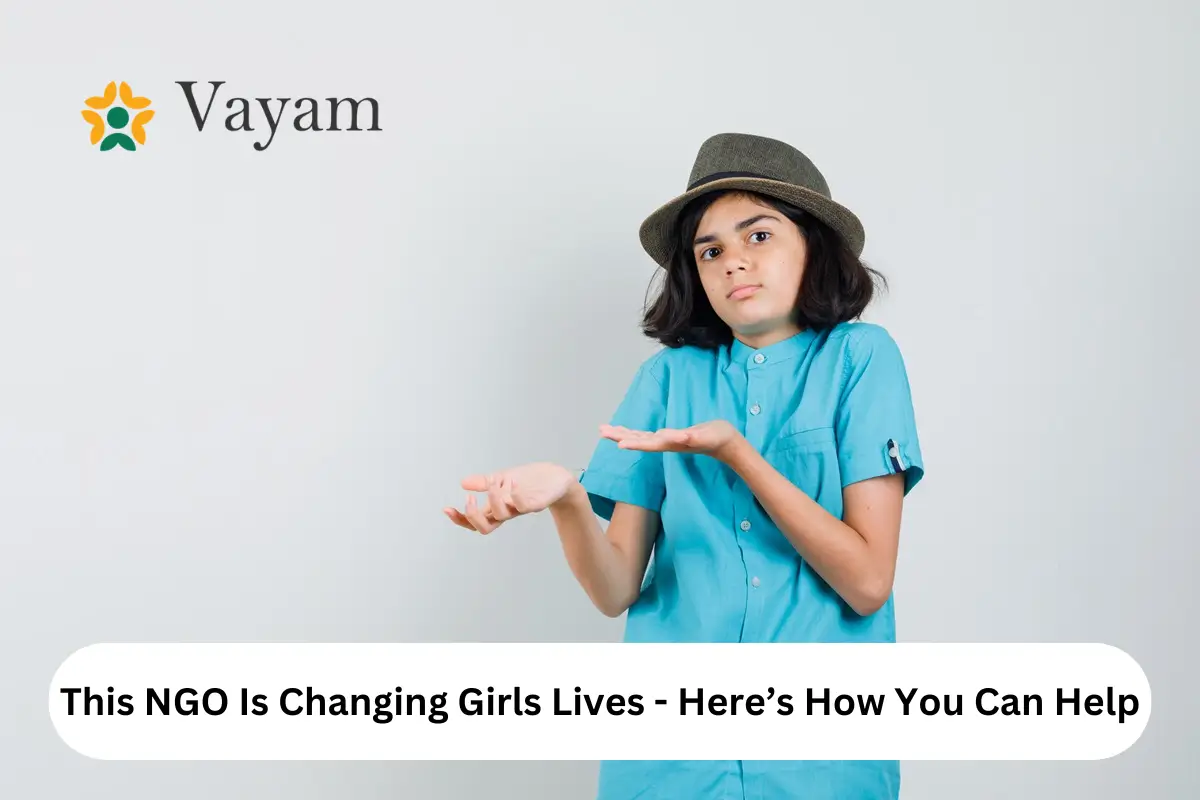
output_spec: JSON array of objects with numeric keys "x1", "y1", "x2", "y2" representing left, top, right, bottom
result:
[{"x1": 444, "y1": 132, "x2": 925, "y2": 800}]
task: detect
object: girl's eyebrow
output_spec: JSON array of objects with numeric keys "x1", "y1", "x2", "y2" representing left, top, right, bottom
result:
[{"x1": 693, "y1": 214, "x2": 781, "y2": 246}]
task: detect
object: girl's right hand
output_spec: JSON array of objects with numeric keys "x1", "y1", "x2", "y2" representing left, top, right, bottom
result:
[{"x1": 443, "y1": 462, "x2": 580, "y2": 534}]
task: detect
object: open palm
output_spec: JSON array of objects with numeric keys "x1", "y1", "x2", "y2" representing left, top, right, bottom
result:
[
  {"x1": 444, "y1": 461, "x2": 576, "y2": 535},
  {"x1": 600, "y1": 419, "x2": 739, "y2": 457}
]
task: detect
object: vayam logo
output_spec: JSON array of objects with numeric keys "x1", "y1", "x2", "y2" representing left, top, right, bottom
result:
[
  {"x1": 177, "y1": 81, "x2": 382, "y2": 151},
  {"x1": 82, "y1": 80, "x2": 382, "y2": 152},
  {"x1": 81, "y1": 82, "x2": 154, "y2": 151}
]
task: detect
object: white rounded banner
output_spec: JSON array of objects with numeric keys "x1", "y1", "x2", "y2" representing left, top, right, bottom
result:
[{"x1": 49, "y1": 642, "x2": 1149, "y2": 760}]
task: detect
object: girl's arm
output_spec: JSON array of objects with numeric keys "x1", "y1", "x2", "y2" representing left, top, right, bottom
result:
[
  {"x1": 549, "y1": 483, "x2": 658, "y2": 618},
  {"x1": 598, "y1": 421, "x2": 908, "y2": 617},
  {"x1": 722, "y1": 437, "x2": 904, "y2": 616},
  {"x1": 447, "y1": 465, "x2": 657, "y2": 619}
]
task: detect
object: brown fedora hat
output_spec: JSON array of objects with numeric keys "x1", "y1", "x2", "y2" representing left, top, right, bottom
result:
[{"x1": 638, "y1": 132, "x2": 865, "y2": 267}]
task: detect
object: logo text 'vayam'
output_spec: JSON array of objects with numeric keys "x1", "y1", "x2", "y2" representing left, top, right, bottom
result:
[{"x1": 176, "y1": 81, "x2": 382, "y2": 151}]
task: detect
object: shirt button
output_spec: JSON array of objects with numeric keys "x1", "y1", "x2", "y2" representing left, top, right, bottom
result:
[
  {"x1": 740, "y1": 519, "x2": 751, "y2": 531},
  {"x1": 889, "y1": 445, "x2": 899, "y2": 458},
  {"x1": 753, "y1": 353, "x2": 765, "y2": 364},
  {"x1": 751, "y1": 576, "x2": 761, "y2": 588},
  {"x1": 750, "y1": 403, "x2": 761, "y2": 415}
]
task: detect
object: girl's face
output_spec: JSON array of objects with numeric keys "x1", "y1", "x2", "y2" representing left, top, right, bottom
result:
[{"x1": 692, "y1": 192, "x2": 806, "y2": 346}]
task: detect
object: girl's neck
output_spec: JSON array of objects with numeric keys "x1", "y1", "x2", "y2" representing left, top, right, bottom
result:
[{"x1": 732, "y1": 323, "x2": 803, "y2": 351}]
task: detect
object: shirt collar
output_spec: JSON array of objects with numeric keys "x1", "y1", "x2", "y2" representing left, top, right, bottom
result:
[{"x1": 725, "y1": 327, "x2": 820, "y2": 372}]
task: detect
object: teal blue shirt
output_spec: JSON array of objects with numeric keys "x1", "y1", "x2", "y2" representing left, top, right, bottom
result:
[{"x1": 580, "y1": 322, "x2": 925, "y2": 800}]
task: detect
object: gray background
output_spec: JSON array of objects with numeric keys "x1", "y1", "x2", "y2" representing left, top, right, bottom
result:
[{"x1": 2, "y1": 0, "x2": 1196, "y2": 797}]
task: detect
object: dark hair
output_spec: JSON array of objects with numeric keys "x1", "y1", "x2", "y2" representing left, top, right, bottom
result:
[{"x1": 641, "y1": 190, "x2": 886, "y2": 349}]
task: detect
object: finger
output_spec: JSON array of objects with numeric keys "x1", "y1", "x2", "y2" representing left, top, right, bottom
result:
[
  {"x1": 487, "y1": 475, "x2": 515, "y2": 522},
  {"x1": 508, "y1": 476, "x2": 545, "y2": 515},
  {"x1": 632, "y1": 428, "x2": 694, "y2": 451},
  {"x1": 443, "y1": 505, "x2": 477, "y2": 530},
  {"x1": 463, "y1": 494, "x2": 497, "y2": 534},
  {"x1": 500, "y1": 476, "x2": 522, "y2": 516},
  {"x1": 461, "y1": 474, "x2": 490, "y2": 492},
  {"x1": 599, "y1": 424, "x2": 622, "y2": 441},
  {"x1": 508, "y1": 477, "x2": 529, "y2": 514},
  {"x1": 616, "y1": 433, "x2": 650, "y2": 450},
  {"x1": 600, "y1": 424, "x2": 645, "y2": 441},
  {"x1": 443, "y1": 507, "x2": 477, "y2": 531},
  {"x1": 617, "y1": 429, "x2": 669, "y2": 450}
]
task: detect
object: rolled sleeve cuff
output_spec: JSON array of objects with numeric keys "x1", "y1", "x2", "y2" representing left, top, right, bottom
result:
[
  {"x1": 839, "y1": 437, "x2": 925, "y2": 495},
  {"x1": 579, "y1": 466, "x2": 665, "y2": 521}
]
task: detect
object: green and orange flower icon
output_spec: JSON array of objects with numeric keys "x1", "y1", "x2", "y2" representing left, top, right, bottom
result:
[{"x1": 82, "y1": 82, "x2": 154, "y2": 151}]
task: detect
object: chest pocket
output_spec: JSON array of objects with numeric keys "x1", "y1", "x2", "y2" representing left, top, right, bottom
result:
[{"x1": 766, "y1": 425, "x2": 839, "y2": 503}]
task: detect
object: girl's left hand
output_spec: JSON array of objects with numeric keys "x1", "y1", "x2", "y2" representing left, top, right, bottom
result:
[{"x1": 600, "y1": 419, "x2": 742, "y2": 460}]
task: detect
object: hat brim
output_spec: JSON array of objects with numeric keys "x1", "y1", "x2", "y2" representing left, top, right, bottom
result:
[{"x1": 638, "y1": 176, "x2": 866, "y2": 267}]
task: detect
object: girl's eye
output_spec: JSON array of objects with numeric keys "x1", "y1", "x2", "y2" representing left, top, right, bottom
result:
[
  {"x1": 699, "y1": 247, "x2": 720, "y2": 261},
  {"x1": 750, "y1": 231, "x2": 771, "y2": 243}
]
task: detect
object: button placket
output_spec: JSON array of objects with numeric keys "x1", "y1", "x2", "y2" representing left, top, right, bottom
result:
[
  {"x1": 746, "y1": 351, "x2": 767, "y2": 418},
  {"x1": 738, "y1": 349, "x2": 769, "y2": 638}
]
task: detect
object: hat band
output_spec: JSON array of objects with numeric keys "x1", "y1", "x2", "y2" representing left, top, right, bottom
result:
[{"x1": 687, "y1": 170, "x2": 773, "y2": 191}]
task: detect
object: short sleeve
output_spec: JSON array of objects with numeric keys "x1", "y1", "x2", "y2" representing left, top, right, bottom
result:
[
  {"x1": 580, "y1": 353, "x2": 669, "y2": 521},
  {"x1": 835, "y1": 325, "x2": 925, "y2": 494}
]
